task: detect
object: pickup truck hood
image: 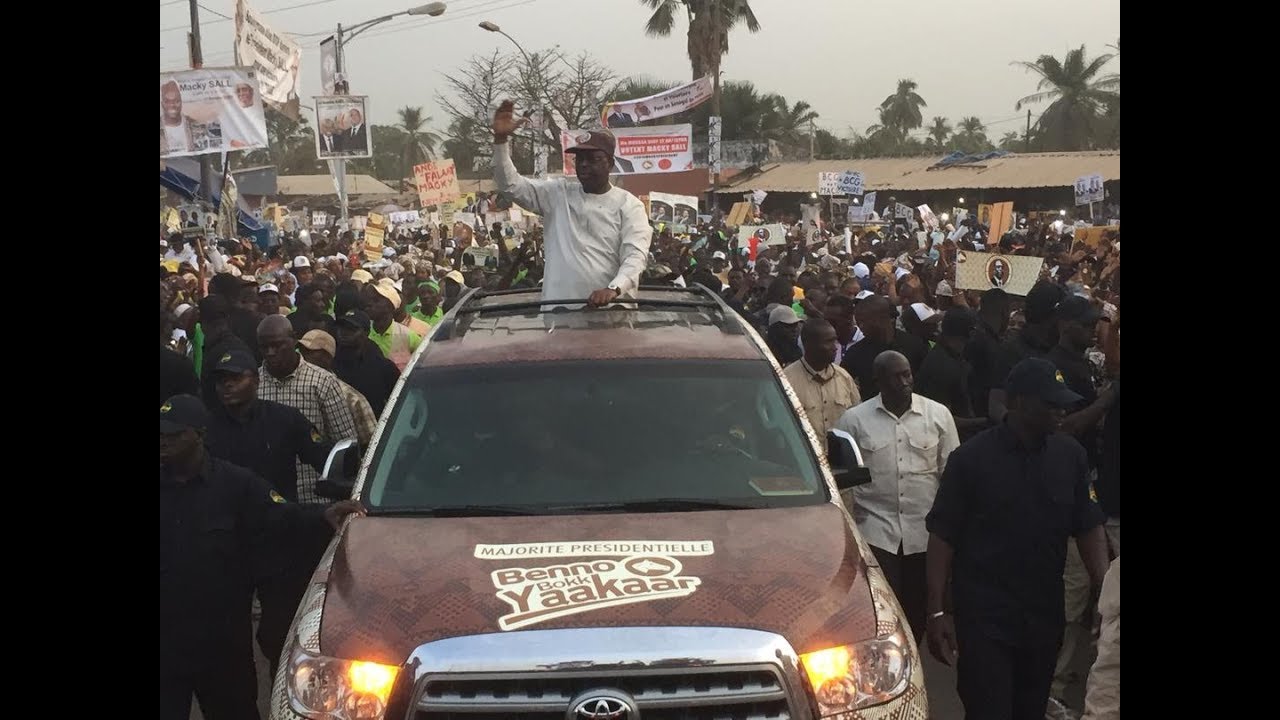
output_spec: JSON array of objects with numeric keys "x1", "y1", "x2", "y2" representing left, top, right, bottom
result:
[{"x1": 318, "y1": 504, "x2": 875, "y2": 664}]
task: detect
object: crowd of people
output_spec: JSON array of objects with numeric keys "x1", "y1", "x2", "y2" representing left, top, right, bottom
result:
[{"x1": 160, "y1": 113, "x2": 1119, "y2": 719}]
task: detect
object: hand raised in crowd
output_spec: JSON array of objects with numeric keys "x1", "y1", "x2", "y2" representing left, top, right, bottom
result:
[{"x1": 491, "y1": 99, "x2": 528, "y2": 143}]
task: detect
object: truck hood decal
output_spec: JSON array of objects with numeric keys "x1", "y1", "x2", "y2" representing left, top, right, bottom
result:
[{"x1": 319, "y1": 504, "x2": 875, "y2": 664}]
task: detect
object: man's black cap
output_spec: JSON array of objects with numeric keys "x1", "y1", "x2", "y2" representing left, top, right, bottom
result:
[
  {"x1": 160, "y1": 394, "x2": 209, "y2": 433},
  {"x1": 1005, "y1": 358, "x2": 1083, "y2": 407},
  {"x1": 1024, "y1": 281, "x2": 1065, "y2": 323},
  {"x1": 213, "y1": 348, "x2": 258, "y2": 375},
  {"x1": 1056, "y1": 295, "x2": 1101, "y2": 325},
  {"x1": 336, "y1": 309, "x2": 372, "y2": 332}
]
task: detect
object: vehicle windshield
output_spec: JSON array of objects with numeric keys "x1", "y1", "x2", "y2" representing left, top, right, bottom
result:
[{"x1": 364, "y1": 360, "x2": 826, "y2": 514}]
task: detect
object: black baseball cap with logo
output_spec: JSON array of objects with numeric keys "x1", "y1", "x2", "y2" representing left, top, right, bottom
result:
[
  {"x1": 1005, "y1": 358, "x2": 1083, "y2": 407},
  {"x1": 160, "y1": 394, "x2": 209, "y2": 433},
  {"x1": 337, "y1": 309, "x2": 372, "y2": 333},
  {"x1": 213, "y1": 348, "x2": 258, "y2": 375}
]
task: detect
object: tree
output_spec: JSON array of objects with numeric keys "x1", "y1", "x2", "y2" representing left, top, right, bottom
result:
[
  {"x1": 1014, "y1": 45, "x2": 1118, "y2": 151},
  {"x1": 240, "y1": 109, "x2": 321, "y2": 174},
  {"x1": 952, "y1": 116, "x2": 994, "y2": 154},
  {"x1": 926, "y1": 116, "x2": 952, "y2": 151},
  {"x1": 998, "y1": 131, "x2": 1023, "y2": 151},
  {"x1": 879, "y1": 79, "x2": 928, "y2": 136},
  {"x1": 766, "y1": 96, "x2": 820, "y2": 148},
  {"x1": 640, "y1": 0, "x2": 762, "y2": 81},
  {"x1": 393, "y1": 107, "x2": 442, "y2": 191}
]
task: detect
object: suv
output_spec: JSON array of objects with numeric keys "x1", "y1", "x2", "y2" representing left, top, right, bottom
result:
[{"x1": 270, "y1": 286, "x2": 928, "y2": 720}]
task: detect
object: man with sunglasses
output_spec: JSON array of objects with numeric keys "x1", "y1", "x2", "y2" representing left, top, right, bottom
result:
[{"x1": 492, "y1": 99, "x2": 651, "y2": 307}]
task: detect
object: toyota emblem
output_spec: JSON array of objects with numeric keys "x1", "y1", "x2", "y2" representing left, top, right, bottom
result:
[{"x1": 567, "y1": 689, "x2": 638, "y2": 720}]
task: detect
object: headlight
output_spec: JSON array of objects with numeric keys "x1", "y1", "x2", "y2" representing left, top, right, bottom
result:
[
  {"x1": 287, "y1": 643, "x2": 399, "y2": 720},
  {"x1": 800, "y1": 624, "x2": 912, "y2": 714}
]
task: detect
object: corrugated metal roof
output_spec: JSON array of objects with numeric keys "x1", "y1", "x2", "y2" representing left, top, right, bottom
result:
[
  {"x1": 716, "y1": 151, "x2": 1119, "y2": 193},
  {"x1": 276, "y1": 174, "x2": 397, "y2": 196}
]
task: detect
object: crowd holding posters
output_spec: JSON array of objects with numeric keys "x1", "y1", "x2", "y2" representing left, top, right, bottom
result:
[
  {"x1": 817, "y1": 171, "x2": 865, "y2": 196},
  {"x1": 313, "y1": 96, "x2": 372, "y2": 159},
  {"x1": 1074, "y1": 173, "x2": 1105, "y2": 205},
  {"x1": 160, "y1": 68, "x2": 269, "y2": 158},
  {"x1": 561, "y1": 125, "x2": 693, "y2": 176},
  {"x1": 413, "y1": 159, "x2": 461, "y2": 207},
  {"x1": 601, "y1": 75, "x2": 713, "y2": 128}
]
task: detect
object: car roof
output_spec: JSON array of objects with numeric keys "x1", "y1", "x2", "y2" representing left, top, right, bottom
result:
[{"x1": 416, "y1": 286, "x2": 767, "y2": 369}]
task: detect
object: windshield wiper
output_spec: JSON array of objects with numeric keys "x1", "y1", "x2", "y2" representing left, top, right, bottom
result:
[
  {"x1": 545, "y1": 499, "x2": 758, "y2": 513},
  {"x1": 366, "y1": 505, "x2": 548, "y2": 517}
]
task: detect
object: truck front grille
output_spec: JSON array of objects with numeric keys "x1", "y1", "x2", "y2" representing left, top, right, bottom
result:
[{"x1": 415, "y1": 665, "x2": 794, "y2": 719}]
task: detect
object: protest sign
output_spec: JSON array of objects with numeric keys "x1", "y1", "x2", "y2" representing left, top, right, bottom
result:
[
  {"x1": 737, "y1": 224, "x2": 788, "y2": 247},
  {"x1": 311, "y1": 211, "x2": 328, "y2": 227},
  {"x1": 463, "y1": 244, "x2": 499, "y2": 270},
  {"x1": 413, "y1": 159, "x2": 460, "y2": 207},
  {"x1": 726, "y1": 202, "x2": 753, "y2": 226},
  {"x1": 233, "y1": 0, "x2": 301, "y2": 109},
  {"x1": 1074, "y1": 173, "x2": 1105, "y2": 206},
  {"x1": 955, "y1": 251, "x2": 1044, "y2": 296},
  {"x1": 454, "y1": 212, "x2": 477, "y2": 229},
  {"x1": 388, "y1": 210, "x2": 421, "y2": 226},
  {"x1": 977, "y1": 203, "x2": 993, "y2": 226},
  {"x1": 988, "y1": 201, "x2": 1014, "y2": 240},
  {"x1": 649, "y1": 192, "x2": 698, "y2": 225},
  {"x1": 363, "y1": 226, "x2": 385, "y2": 262},
  {"x1": 1074, "y1": 225, "x2": 1120, "y2": 248},
  {"x1": 917, "y1": 204, "x2": 939, "y2": 230},
  {"x1": 160, "y1": 67, "x2": 269, "y2": 158},
  {"x1": 601, "y1": 76, "x2": 713, "y2": 128},
  {"x1": 313, "y1": 96, "x2": 372, "y2": 159},
  {"x1": 561, "y1": 124, "x2": 693, "y2": 175},
  {"x1": 818, "y1": 171, "x2": 865, "y2": 196}
]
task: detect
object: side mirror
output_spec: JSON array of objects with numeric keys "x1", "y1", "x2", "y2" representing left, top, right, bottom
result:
[
  {"x1": 315, "y1": 438, "x2": 359, "y2": 500},
  {"x1": 827, "y1": 429, "x2": 872, "y2": 490}
]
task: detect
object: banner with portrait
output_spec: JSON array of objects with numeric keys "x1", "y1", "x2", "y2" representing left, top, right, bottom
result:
[
  {"x1": 159, "y1": 67, "x2": 269, "y2": 158},
  {"x1": 955, "y1": 251, "x2": 1044, "y2": 296},
  {"x1": 314, "y1": 96, "x2": 372, "y2": 159},
  {"x1": 648, "y1": 192, "x2": 698, "y2": 225},
  {"x1": 233, "y1": 0, "x2": 301, "y2": 108},
  {"x1": 601, "y1": 75, "x2": 713, "y2": 128},
  {"x1": 560, "y1": 124, "x2": 693, "y2": 176}
]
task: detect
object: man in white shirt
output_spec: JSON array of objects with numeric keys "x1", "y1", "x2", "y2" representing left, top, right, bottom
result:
[
  {"x1": 492, "y1": 100, "x2": 650, "y2": 307},
  {"x1": 834, "y1": 350, "x2": 959, "y2": 643},
  {"x1": 160, "y1": 80, "x2": 195, "y2": 155},
  {"x1": 782, "y1": 319, "x2": 860, "y2": 440}
]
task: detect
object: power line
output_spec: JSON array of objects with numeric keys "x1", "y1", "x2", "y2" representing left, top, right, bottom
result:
[
  {"x1": 286, "y1": 0, "x2": 501, "y2": 37},
  {"x1": 159, "y1": 0, "x2": 340, "y2": 33},
  {"x1": 197, "y1": 2, "x2": 233, "y2": 21},
  {"x1": 300, "y1": 0, "x2": 537, "y2": 46}
]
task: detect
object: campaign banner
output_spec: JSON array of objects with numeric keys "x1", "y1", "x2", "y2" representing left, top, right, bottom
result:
[
  {"x1": 649, "y1": 192, "x2": 698, "y2": 225},
  {"x1": 413, "y1": 159, "x2": 461, "y2": 207},
  {"x1": 389, "y1": 210, "x2": 421, "y2": 226},
  {"x1": 988, "y1": 201, "x2": 1015, "y2": 240},
  {"x1": 817, "y1": 171, "x2": 865, "y2": 196},
  {"x1": 159, "y1": 67, "x2": 269, "y2": 158},
  {"x1": 561, "y1": 124, "x2": 693, "y2": 176},
  {"x1": 917, "y1": 204, "x2": 939, "y2": 230},
  {"x1": 1074, "y1": 173, "x2": 1105, "y2": 206},
  {"x1": 319, "y1": 36, "x2": 338, "y2": 94},
  {"x1": 1073, "y1": 225, "x2": 1120, "y2": 248},
  {"x1": 601, "y1": 76, "x2": 713, "y2": 128},
  {"x1": 233, "y1": 0, "x2": 301, "y2": 107},
  {"x1": 737, "y1": 224, "x2": 788, "y2": 247},
  {"x1": 955, "y1": 251, "x2": 1044, "y2": 296},
  {"x1": 314, "y1": 96, "x2": 372, "y2": 159}
]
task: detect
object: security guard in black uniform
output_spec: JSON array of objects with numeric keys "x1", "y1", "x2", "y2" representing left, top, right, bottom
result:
[
  {"x1": 206, "y1": 348, "x2": 343, "y2": 676},
  {"x1": 924, "y1": 359, "x2": 1110, "y2": 720},
  {"x1": 160, "y1": 395, "x2": 363, "y2": 720}
]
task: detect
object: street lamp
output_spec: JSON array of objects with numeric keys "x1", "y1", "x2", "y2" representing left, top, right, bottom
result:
[
  {"x1": 330, "y1": 3, "x2": 447, "y2": 225},
  {"x1": 958, "y1": 197, "x2": 965, "y2": 204},
  {"x1": 479, "y1": 21, "x2": 535, "y2": 67}
]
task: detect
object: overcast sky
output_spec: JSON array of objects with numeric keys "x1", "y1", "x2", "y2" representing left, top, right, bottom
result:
[{"x1": 160, "y1": 0, "x2": 1119, "y2": 139}]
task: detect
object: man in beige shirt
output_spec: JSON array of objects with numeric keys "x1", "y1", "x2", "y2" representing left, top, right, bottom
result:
[
  {"x1": 1083, "y1": 556, "x2": 1120, "y2": 720},
  {"x1": 835, "y1": 350, "x2": 959, "y2": 643},
  {"x1": 782, "y1": 319, "x2": 861, "y2": 441}
]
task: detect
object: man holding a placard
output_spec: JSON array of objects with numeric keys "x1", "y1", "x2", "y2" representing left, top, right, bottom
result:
[{"x1": 492, "y1": 100, "x2": 651, "y2": 307}]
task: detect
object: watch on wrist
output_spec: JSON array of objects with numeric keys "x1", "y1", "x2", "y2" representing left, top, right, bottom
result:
[{"x1": 610, "y1": 287, "x2": 621, "y2": 298}]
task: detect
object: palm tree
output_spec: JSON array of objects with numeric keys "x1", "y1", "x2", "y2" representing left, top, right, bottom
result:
[
  {"x1": 952, "y1": 117, "x2": 993, "y2": 154},
  {"x1": 998, "y1": 131, "x2": 1023, "y2": 151},
  {"x1": 764, "y1": 95, "x2": 819, "y2": 147},
  {"x1": 640, "y1": 0, "x2": 762, "y2": 80},
  {"x1": 879, "y1": 79, "x2": 927, "y2": 136},
  {"x1": 396, "y1": 107, "x2": 442, "y2": 191},
  {"x1": 926, "y1": 116, "x2": 951, "y2": 150},
  {"x1": 1013, "y1": 45, "x2": 1118, "y2": 151}
]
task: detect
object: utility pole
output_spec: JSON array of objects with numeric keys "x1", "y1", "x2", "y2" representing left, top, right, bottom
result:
[
  {"x1": 1025, "y1": 109, "x2": 1032, "y2": 153},
  {"x1": 332, "y1": 22, "x2": 350, "y2": 227},
  {"x1": 188, "y1": 0, "x2": 215, "y2": 204},
  {"x1": 706, "y1": 0, "x2": 722, "y2": 215}
]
